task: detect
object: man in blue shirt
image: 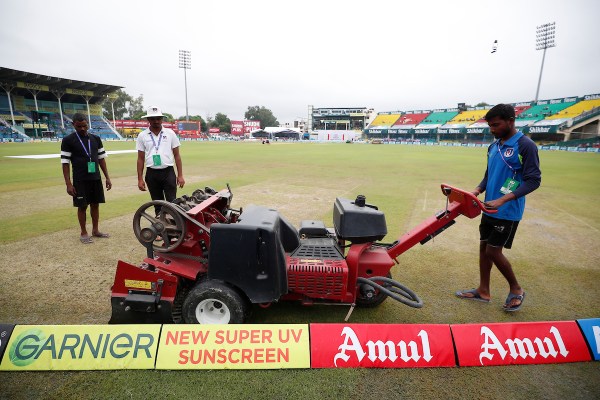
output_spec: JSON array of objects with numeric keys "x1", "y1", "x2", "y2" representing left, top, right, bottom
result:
[{"x1": 456, "y1": 104, "x2": 541, "y2": 311}]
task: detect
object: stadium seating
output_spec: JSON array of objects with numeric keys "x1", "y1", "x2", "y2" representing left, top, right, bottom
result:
[
  {"x1": 366, "y1": 94, "x2": 600, "y2": 144},
  {"x1": 0, "y1": 125, "x2": 12, "y2": 138},
  {"x1": 516, "y1": 101, "x2": 576, "y2": 122},
  {"x1": 445, "y1": 109, "x2": 489, "y2": 126},
  {"x1": 0, "y1": 109, "x2": 118, "y2": 140},
  {"x1": 392, "y1": 112, "x2": 430, "y2": 128},
  {"x1": 89, "y1": 115, "x2": 119, "y2": 139},
  {"x1": 419, "y1": 111, "x2": 459, "y2": 127},
  {"x1": 546, "y1": 98, "x2": 600, "y2": 120},
  {"x1": 514, "y1": 105, "x2": 531, "y2": 117},
  {"x1": 369, "y1": 113, "x2": 401, "y2": 128}
]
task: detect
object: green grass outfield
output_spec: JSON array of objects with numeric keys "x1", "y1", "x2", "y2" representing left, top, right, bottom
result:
[{"x1": 0, "y1": 140, "x2": 599, "y2": 399}]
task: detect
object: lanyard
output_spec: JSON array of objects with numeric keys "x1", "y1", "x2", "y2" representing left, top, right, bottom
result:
[
  {"x1": 495, "y1": 140, "x2": 516, "y2": 177},
  {"x1": 75, "y1": 133, "x2": 92, "y2": 161},
  {"x1": 149, "y1": 131, "x2": 163, "y2": 153}
]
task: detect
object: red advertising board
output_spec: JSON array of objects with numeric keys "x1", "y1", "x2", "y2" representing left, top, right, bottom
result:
[
  {"x1": 243, "y1": 120, "x2": 260, "y2": 134},
  {"x1": 229, "y1": 120, "x2": 260, "y2": 135},
  {"x1": 451, "y1": 321, "x2": 591, "y2": 367},
  {"x1": 208, "y1": 128, "x2": 220, "y2": 134},
  {"x1": 114, "y1": 120, "x2": 148, "y2": 128},
  {"x1": 114, "y1": 120, "x2": 177, "y2": 130},
  {"x1": 231, "y1": 121, "x2": 244, "y2": 136},
  {"x1": 310, "y1": 324, "x2": 455, "y2": 368}
]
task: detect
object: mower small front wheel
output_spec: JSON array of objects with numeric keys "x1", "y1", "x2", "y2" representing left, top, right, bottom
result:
[{"x1": 182, "y1": 280, "x2": 249, "y2": 324}]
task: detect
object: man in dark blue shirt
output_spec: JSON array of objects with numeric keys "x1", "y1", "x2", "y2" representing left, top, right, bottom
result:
[
  {"x1": 456, "y1": 104, "x2": 541, "y2": 312},
  {"x1": 61, "y1": 113, "x2": 112, "y2": 244}
]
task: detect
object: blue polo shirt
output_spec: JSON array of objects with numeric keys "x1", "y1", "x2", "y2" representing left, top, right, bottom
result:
[{"x1": 478, "y1": 131, "x2": 541, "y2": 221}]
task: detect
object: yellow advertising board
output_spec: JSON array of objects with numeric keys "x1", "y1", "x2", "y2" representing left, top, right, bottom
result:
[
  {"x1": 17, "y1": 81, "x2": 49, "y2": 92},
  {"x1": 1, "y1": 115, "x2": 26, "y2": 121},
  {"x1": 23, "y1": 123, "x2": 48, "y2": 129},
  {"x1": 89, "y1": 104, "x2": 103, "y2": 115},
  {"x1": 13, "y1": 96, "x2": 25, "y2": 111},
  {"x1": 66, "y1": 88, "x2": 94, "y2": 97},
  {"x1": 156, "y1": 324, "x2": 310, "y2": 370},
  {"x1": 0, "y1": 325, "x2": 160, "y2": 371}
]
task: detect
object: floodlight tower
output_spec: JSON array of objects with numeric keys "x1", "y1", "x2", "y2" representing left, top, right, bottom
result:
[
  {"x1": 179, "y1": 50, "x2": 191, "y2": 121},
  {"x1": 534, "y1": 22, "x2": 556, "y2": 102}
]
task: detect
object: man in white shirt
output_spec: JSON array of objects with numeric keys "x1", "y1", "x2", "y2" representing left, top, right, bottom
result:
[{"x1": 136, "y1": 106, "x2": 185, "y2": 215}]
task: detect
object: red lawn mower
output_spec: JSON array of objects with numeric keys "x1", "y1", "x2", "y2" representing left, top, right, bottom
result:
[{"x1": 109, "y1": 184, "x2": 495, "y2": 324}]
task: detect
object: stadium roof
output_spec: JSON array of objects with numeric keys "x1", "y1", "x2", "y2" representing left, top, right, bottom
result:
[{"x1": 0, "y1": 67, "x2": 122, "y2": 104}]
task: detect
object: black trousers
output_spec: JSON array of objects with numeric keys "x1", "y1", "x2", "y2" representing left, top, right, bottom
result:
[{"x1": 145, "y1": 166, "x2": 177, "y2": 215}]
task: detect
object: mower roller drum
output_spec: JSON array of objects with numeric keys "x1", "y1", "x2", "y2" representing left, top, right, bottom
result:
[{"x1": 110, "y1": 184, "x2": 496, "y2": 325}]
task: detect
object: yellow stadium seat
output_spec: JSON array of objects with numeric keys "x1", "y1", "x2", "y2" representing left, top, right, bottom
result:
[{"x1": 369, "y1": 114, "x2": 401, "y2": 127}]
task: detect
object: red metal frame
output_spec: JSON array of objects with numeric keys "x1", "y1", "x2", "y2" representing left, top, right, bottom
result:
[
  {"x1": 112, "y1": 189, "x2": 236, "y2": 298},
  {"x1": 386, "y1": 184, "x2": 496, "y2": 260},
  {"x1": 110, "y1": 259, "x2": 179, "y2": 301},
  {"x1": 334, "y1": 184, "x2": 496, "y2": 302},
  {"x1": 147, "y1": 189, "x2": 235, "y2": 281}
]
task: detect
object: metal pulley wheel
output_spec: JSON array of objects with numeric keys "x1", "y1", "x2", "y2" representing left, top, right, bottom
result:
[{"x1": 132, "y1": 200, "x2": 187, "y2": 252}]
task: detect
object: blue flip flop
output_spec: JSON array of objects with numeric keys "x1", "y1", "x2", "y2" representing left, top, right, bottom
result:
[
  {"x1": 503, "y1": 291, "x2": 525, "y2": 312},
  {"x1": 79, "y1": 235, "x2": 94, "y2": 244},
  {"x1": 455, "y1": 289, "x2": 490, "y2": 303}
]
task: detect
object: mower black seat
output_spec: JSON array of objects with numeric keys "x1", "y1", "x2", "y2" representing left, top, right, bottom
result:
[
  {"x1": 208, "y1": 205, "x2": 297, "y2": 303},
  {"x1": 298, "y1": 220, "x2": 328, "y2": 238}
]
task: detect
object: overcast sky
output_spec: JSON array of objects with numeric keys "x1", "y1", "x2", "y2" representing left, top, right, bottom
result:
[{"x1": 1, "y1": 0, "x2": 599, "y2": 123}]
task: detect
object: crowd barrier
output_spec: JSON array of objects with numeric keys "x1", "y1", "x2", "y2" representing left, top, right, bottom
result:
[
  {"x1": 2, "y1": 137, "x2": 600, "y2": 153},
  {"x1": 0, "y1": 318, "x2": 597, "y2": 371}
]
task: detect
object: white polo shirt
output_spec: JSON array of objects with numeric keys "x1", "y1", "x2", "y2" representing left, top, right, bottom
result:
[{"x1": 136, "y1": 127, "x2": 181, "y2": 169}]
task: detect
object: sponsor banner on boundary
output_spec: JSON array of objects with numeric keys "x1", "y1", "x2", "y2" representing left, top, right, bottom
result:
[
  {"x1": 451, "y1": 321, "x2": 591, "y2": 367},
  {"x1": 577, "y1": 318, "x2": 600, "y2": 360},
  {"x1": 0, "y1": 325, "x2": 160, "y2": 371},
  {"x1": 0, "y1": 324, "x2": 15, "y2": 363},
  {"x1": 156, "y1": 324, "x2": 309, "y2": 369},
  {"x1": 310, "y1": 324, "x2": 455, "y2": 368}
]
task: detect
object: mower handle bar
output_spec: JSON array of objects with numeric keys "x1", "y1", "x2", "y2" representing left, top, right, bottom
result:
[{"x1": 440, "y1": 183, "x2": 498, "y2": 215}]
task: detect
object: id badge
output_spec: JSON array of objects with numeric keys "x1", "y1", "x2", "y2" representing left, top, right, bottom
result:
[
  {"x1": 500, "y1": 178, "x2": 519, "y2": 194},
  {"x1": 87, "y1": 161, "x2": 96, "y2": 173},
  {"x1": 152, "y1": 154, "x2": 162, "y2": 167}
]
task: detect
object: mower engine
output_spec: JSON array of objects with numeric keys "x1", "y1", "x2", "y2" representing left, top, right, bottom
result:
[{"x1": 281, "y1": 197, "x2": 390, "y2": 306}]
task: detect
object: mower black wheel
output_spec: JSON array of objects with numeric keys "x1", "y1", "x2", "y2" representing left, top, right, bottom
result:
[
  {"x1": 356, "y1": 272, "x2": 392, "y2": 308},
  {"x1": 182, "y1": 280, "x2": 249, "y2": 324}
]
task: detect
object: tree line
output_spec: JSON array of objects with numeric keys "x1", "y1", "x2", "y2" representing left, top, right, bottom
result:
[{"x1": 101, "y1": 89, "x2": 279, "y2": 133}]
